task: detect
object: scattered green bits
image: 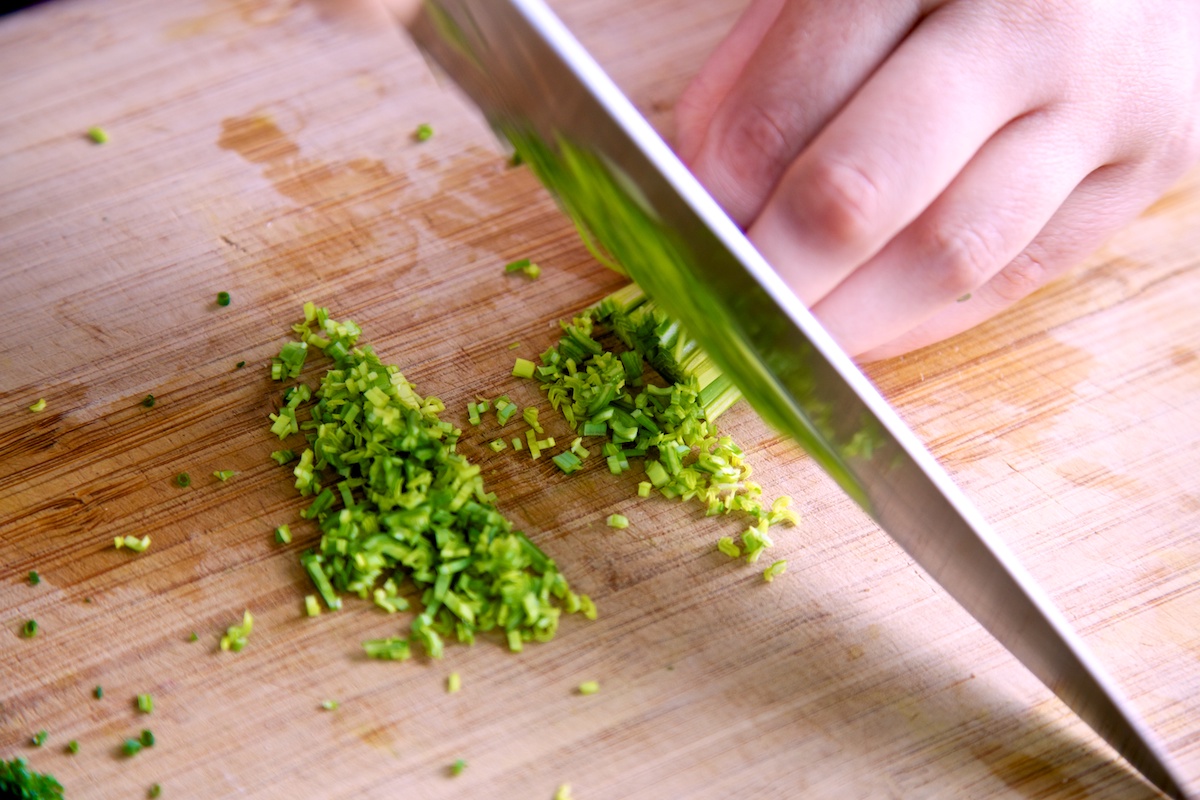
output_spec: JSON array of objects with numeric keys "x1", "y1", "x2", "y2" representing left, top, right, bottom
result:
[
  {"x1": 270, "y1": 449, "x2": 296, "y2": 465},
  {"x1": 174, "y1": 472, "x2": 191, "y2": 488},
  {"x1": 141, "y1": 394, "x2": 156, "y2": 408},
  {"x1": 0, "y1": 756, "x2": 65, "y2": 800},
  {"x1": 450, "y1": 759, "x2": 467, "y2": 777},
  {"x1": 94, "y1": 685, "x2": 104, "y2": 700},
  {"x1": 188, "y1": 632, "x2": 199, "y2": 642},
  {"x1": 274, "y1": 524, "x2": 292, "y2": 544},
  {"x1": 363, "y1": 637, "x2": 410, "y2": 661},
  {"x1": 512, "y1": 357, "x2": 536, "y2": 379},
  {"x1": 66, "y1": 740, "x2": 79, "y2": 755},
  {"x1": 114, "y1": 534, "x2": 151, "y2": 553},
  {"x1": 31, "y1": 730, "x2": 48, "y2": 747},
  {"x1": 503, "y1": 258, "x2": 540, "y2": 279},
  {"x1": 219, "y1": 609, "x2": 253, "y2": 652},
  {"x1": 28, "y1": 571, "x2": 40, "y2": 586},
  {"x1": 320, "y1": 699, "x2": 338, "y2": 711},
  {"x1": 762, "y1": 559, "x2": 787, "y2": 582},
  {"x1": 304, "y1": 595, "x2": 321, "y2": 617},
  {"x1": 213, "y1": 470, "x2": 236, "y2": 482},
  {"x1": 122, "y1": 738, "x2": 143, "y2": 757},
  {"x1": 577, "y1": 680, "x2": 600, "y2": 696},
  {"x1": 716, "y1": 536, "x2": 741, "y2": 559},
  {"x1": 446, "y1": 672, "x2": 461, "y2": 694},
  {"x1": 136, "y1": 693, "x2": 154, "y2": 714},
  {"x1": 236, "y1": 361, "x2": 246, "y2": 369},
  {"x1": 21, "y1": 619, "x2": 38, "y2": 638},
  {"x1": 87, "y1": 126, "x2": 109, "y2": 144},
  {"x1": 605, "y1": 514, "x2": 628, "y2": 530},
  {"x1": 216, "y1": 291, "x2": 231, "y2": 307},
  {"x1": 139, "y1": 730, "x2": 155, "y2": 747},
  {"x1": 414, "y1": 123, "x2": 433, "y2": 141},
  {"x1": 28, "y1": 398, "x2": 46, "y2": 413},
  {"x1": 554, "y1": 784, "x2": 574, "y2": 800},
  {"x1": 149, "y1": 784, "x2": 162, "y2": 798},
  {"x1": 957, "y1": 292, "x2": 972, "y2": 302}
]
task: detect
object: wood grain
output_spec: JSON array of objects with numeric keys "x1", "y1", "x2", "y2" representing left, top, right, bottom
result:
[{"x1": 1, "y1": 0, "x2": 1197, "y2": 798}]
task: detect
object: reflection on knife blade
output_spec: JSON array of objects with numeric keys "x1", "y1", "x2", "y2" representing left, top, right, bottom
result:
[{"x1": 403, "y1": 1, "x2": 1191, "y2": 797}]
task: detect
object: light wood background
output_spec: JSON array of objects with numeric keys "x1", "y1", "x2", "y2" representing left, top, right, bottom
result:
[{"x1": 1, "y1": 1, "x2": 1197, "y2": 798}]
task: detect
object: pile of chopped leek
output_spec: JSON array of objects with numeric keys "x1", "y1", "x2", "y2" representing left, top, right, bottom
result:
[{"x1": 269, "y1": 304, "x2": 594, "y2": 659}]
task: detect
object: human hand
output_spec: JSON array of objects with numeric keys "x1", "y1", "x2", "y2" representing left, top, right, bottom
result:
[{"x1": 675, "y1": 0, "x2": 1200, "y2": 361}]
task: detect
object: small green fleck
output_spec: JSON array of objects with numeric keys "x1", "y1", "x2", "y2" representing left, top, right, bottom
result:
[
  {"x1": 216, "y1": 291, "x2": 231, "y2": 307},
  {"x1": 141, "y1": 394, "x2": 156, "y2": 408},
  {"x1": 450, "y1": 759, "x2": 466, "y2": 777},
  {"x1": 94, "y1": 685, "x2": 104, "y2": 699},
  {"x1": 219, "y1": 609, "x2": 253, "y2": 652},
  {"x1": 31, "y1": 730, "x2": 48, "y2": 747},
  {"x1": 274, "y1": 524, "x2": 292, "y2": 544},
  {"x1": 188, "y1": 632, "x2": 199, "y2": 642},
  {"x1": 28, "y1": 398, "x2": 46, "y2": 413},
  {"x1": 136, "y1": 693, "x2": 154, "y2": 714},
  {"x1": 554, "y1": 784, "x2": 574, "y2": 800},
  {"x1": 28, "y1": 571, "x2": 40, "y2": 586},
  {"x1": 66, "y1": 740, "x2": 79, "y2": 754},
  {"x1": 763, "y1": 559, "x2": 787, "y2": 582},
  {"x1": 174, "y1": 472, "x2": 190, "y2": 488},
  {"x1": 716, "y1": 536, "x2": 741, "y2": 559},
  {"x1": 956, "y1": 293, "x2": 972, "y2": 302},
  {"x1": 122, "y1": 738, "x2": 143, "y2": 757},
  {"x1": 447, "y1": 672, "x2": 461, "y2": 694},
  {"x1": 270, "y1": 449, "x2": 296, "y2": 465},
  {"x1": 236, "y1": 361, "x2": 246, "y2": 369},
  {"x1": 605, "y1": 514, "x2": 628, "y2": 530},
  {"x1": 87, "y1": 126, "x2": 109, "y2": 144},
  {"x1": 577, "y1": 680, "x2": 600, "y2": 696},
  {"x1": 414, "y1": 123, "x2": 433, "y2": 142},
  {"x1": 149, "y1": 784, "x2": 162, "y2": 798},
  {"x1": 140, "y1": 729, "x2": 155, "y2": 747},
  {"x1": 507, "y1": 341, "x2": 521, "y2": 350},
  {"x1": 21, "y1": 619, "x2": 38, "y2": 638},
  {"x1": 488, "y1": 439, "x2": 507, "y2": 453},
  {"x1": 504, "y1": 258, "x2": 531, "y2": 273},
  {"x1": 320, "y1": 699, "x2": 339, "y2": 711},
  {"x1": 213, "y1": 470, "x2": 236, "y2": 482}
]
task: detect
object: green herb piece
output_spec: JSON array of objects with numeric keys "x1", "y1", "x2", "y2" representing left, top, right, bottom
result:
[
  {"x1": 139, "y1": 729, "x2": 155, "y2": 747},
  {"x1": 94, "y1": 685, "x2": 104, "y2": 700},
  {"x1": 716, "y1": 536, "x2": 741, "y2": 559},
  {"x1": 149, "y1": 784, "x2": 162, "y2": 798},
  {"x1": 28, "y1": 398, "x2": 46, "y2": 413},
  {"x1": 122, "y1": 738, "x2": 143, "y2": 757},
  {"x1": 236, "y1": 361, "x2": 246, "y2": 369},
  {"x1": 66, "y1": 740, "x2": 79, "y2": 755},
  {"x1": 762, "y1": 559, "x2": 788, "y2": 582},
  {"x1": 504, "y1": 258, "x2": 531, "y2": 273},
  {"x1": 508, "y1": 341, "x2": 521, "y2": 350},
  {"x1": 0, "y1": 756, "x2": 64, "y2": 800},
  {"x1": 957, "y1": 292, "x2": 972, "y2": 302},
  {"x1": 216, "y1": 291, "x2": 231, "y2": 307},
  {"x1": 447, "y1": 672, "x2": 461, "y2": 694},
  {"x1": 21, "y1": 619, "x2": 38, "y2": 638},
  {"x1": 512, "y1": 436, "x2": 523, "y2": 451},
  {"x1": 189, "y1": 632, "x2": 199, "y2": 642},
  {"x1": 274, "y1": 524, "x2": 292, "y2": 544},
  {"x1": 270, "y1": 449, "x2": 296, "y2": 465},
  {"x1": 219, "y1": 610, "x2": 253, "y2": 652},
  {"x1": 637, "y1": 481, "x2": 651, "y2": 498},
  {"x1": 320, "y1": 699, "x2": 338, "y2": 711},
  {"x1": 512, "y1": 358, "x2": 536, "y2": 379},
  {"x1": 304, "y1": 595, "x2": 321, "y2": 617},
  {"x1": 87, "y1": 126, "x2": 108, "y2": 144},
  {"x1": 449, "y1": 759, "x2": 467, "y2": 777},
  {"x1": 114, "y1": 534, "x2": 151, "y2": 553},
  {"x1": 605, "y1": 514, "x2": 629, "y2": 530},
  {"x1": 488, "y1": 439, "x2": 507, "y2": 453},
  {"x1": 213, "y1": 470, "x2": 236, "y2": 482},
  {"x1": 552, "y1": 450, "x2": 582, "y2": 474},
  {"x1": 577, "y1": 680, "x2": 600, "y2": 696},
  {"x1": 467, "y1": 402, "x2": 481, "y2": 426},
  {"x1": 136, "y1": 693, "x2": 154, "y2": 714},
  {"x1": 363, "y1": 637, "x2": 411, "y2": 661},
  {"x1": 414, "y1": 123, "x2": 433, "y2": 141},
  {"x1": 28, "y1": 571, "x2": 40, "y2": 586},
  {"x1": 522, "y1": 407, "x2": 543, "y2": 433},
  {"x1": 141, "y1": 394, "x2": 156, "y2": 408},
  {"x1": 270, "y1": 341, "x2": 309, "y2": 381},
  {"x1": 31, "y1": 730, "x2": 48, "y2": 747},
  {"x1": 174, "y1": 472, "x2": 191, "y2": 488},
  {"x1": 554, "y1": 784, "x2": 574, "y2": 800}
]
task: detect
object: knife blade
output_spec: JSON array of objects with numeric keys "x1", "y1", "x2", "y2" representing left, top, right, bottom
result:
[{"x1": 402, "y1": 1, "x2": 1190, "y2": 797}]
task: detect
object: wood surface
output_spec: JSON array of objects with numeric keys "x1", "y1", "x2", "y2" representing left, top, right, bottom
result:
[{"x1": 1, "y1": 0, "x2": 1198, "y2": 798}]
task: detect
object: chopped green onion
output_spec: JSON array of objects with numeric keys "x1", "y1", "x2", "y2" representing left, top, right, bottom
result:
[
  {"x1": 304, "y1": 595, "x2": 321, "y2": 617},
  {"x1": 28, "y1": 398, "x2": 46, "y2": 413},
  {"x1": 717, "y1": 536, "x2": 741, "y2": 559},
  {"x1": 414, "y1": 123, "x2": 433, "y2": 141},
  {"x1": 637, "y1": 481, "x2": 651, "y2": 498},
  {"x1": 219, "y1": 610, "x2": 253, "y2": 652},
  {"x1": 508, "y1": 341, "x2": 521, "y2": 350},
  {"x1": 363, "y1": 637, "x2": 411, "y2": 661},
  {"x1": 174, "y1": 472, "x2": 190, "y2": 488},
  {"x1": 31, "y1": 730, "x2": 47, "y2": 747},
  {"x1": 216, "y1": 291, "x2": 231, "y2": 306},
  {"x1": 274, "y1": 524, "x2": 292, "y2": 544},
  {"x1": 21, "y1": 619, "x2": 37, "y2": 638},
  {"x1": 554, "y1": 784, "x2": 574, "y2": 800},
  {"x1": 577, "y1": 680, "x2": 600, "y2": 695},
  {"x1": 320, "y1": 699, "x2": 339, "y2": 711},
  {"x1": 762, "y1": 559, "x2": 788, "y2": 582},
  {"x1": 213, "y1": 470, "x2": 235, "y2": 482},
  {"x1": 488, "y1": 439, "x2": 507, "y2": 452},
  {"x1": 189, "y1": 632, "x2": 199, "y2": 642},
  {"x1": 149, "y1": 784, "x2": 162, "y2": 798},
  {"x1": 115, "y1": 534, "x2": 151, "y2": 553},
  {"x1": 606, "y1": 514, "x2": 628, "y2": 530},
  {"x1": 270, "y1": 449, "x2": 296, "y2": 465},
  {"x1": 122, "y1": 739, "x2": 142, "y2": 757},
  {"x1": 512, "y1": 436, "x2": 523, "y2": 450},
  {"x1": 450, "y1": 759, "x2": 467, "y2": 777},
  {"x1": 136, "y1": 693, "x2": 154, "y2": 714},
  {"x1": 87, "y1": 126, "x2": 109, "y2": 144},
  {"x1": 141, "y1": 394, "x2": 156, "y2": 408},
  {"x1": 236, "y1": 360, "x2": 246, "y2": 369},
  {"x1": 66, "y1": 740, "x2": 79, "y2": 754},
  {"x1": 512, "y1": 358, "x2": 536, "y2": 379},
  {"x1": 504, "y1": 258, "x2": 531, "y2": 273},
  {"x1": 94, "y1": 685, "x2": 104, "y2": 699},
  {"x1": 552, "y1": 450, "x2": 583, "y2": 474},
  {"x1": 139, "y1": 729, "x2": 155, "y2": 747},
  {"x1": 28, "y1": 571, "x2": 40, "y2": 586},
  {"x1": 447, "y1": 672, "x2": 461, "y2": 694}
]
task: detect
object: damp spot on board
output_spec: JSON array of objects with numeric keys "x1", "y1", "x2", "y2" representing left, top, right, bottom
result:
[{"x1": 165, "y1": 0, "x2": 299, "y2": 40}]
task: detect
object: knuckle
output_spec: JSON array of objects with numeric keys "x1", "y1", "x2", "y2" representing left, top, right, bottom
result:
[
  {"x1": 991, "y1": 250, "x2": 1050, "y2": 304},
  {"x1": 922, "y1": 221, "x2": 1005, "y2": 298},
  {"x1": 790, "y1": 156, "x2": 881, "y2": 250}
]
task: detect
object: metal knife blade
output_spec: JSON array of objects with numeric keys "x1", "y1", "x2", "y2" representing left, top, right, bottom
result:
[{"x1": 403, "y1": 1, "x2": 1190, "y2": 797}]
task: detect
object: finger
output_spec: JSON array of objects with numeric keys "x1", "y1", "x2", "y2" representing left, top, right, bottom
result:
[
  {"x1": 675, "y1": 0, "x2": 786, "y2": 164},
  {"x1": 809, "y1": 108, "x2": 1102, "y2": 357},
  {"x1": 686, "y1": 0, "x2": 925, "y2": 225},
  {"x1": 749, "y1": 5, "x2": 1056, "y2": 306},
  {"x1": 855, "y1": 162, "x2": 1161, "y2": 362}
]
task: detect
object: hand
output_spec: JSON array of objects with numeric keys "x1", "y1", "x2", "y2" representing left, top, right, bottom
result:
[{"x1": 676, "y1": 0, "x2": 1200, "y2": 361}]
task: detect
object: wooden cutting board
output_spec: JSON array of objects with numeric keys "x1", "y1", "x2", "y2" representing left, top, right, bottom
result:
[{"x1": 2, "y1": 1, "x2": 1198, "y2": 798}]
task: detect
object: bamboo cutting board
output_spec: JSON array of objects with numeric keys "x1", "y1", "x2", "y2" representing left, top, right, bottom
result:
[{"x1": 1, "y1": 1, "x2": 1198, "y2": 798}]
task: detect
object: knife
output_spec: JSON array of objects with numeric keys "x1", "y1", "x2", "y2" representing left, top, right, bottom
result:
[{"x1": 400, "y1": 1, "x2": 1190, "y2": 797}]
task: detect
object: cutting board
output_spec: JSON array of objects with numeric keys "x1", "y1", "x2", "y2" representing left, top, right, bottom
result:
[{"x1": 2, "y1": 1, "x2": 1198, "y2": 798}]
